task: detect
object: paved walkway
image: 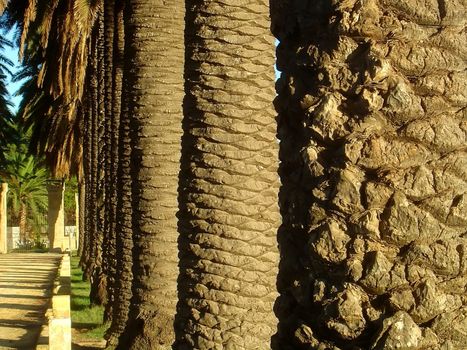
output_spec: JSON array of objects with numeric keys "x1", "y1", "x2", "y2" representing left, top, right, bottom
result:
[{"x1": 0, "y1": 253, "x2": 61, "y2": 350}]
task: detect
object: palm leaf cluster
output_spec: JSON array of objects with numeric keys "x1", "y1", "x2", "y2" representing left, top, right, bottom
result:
[
  {"x1": 0, "y1": 142, "x2": 48, "y2": 241},
  {"x1": 3, "y1": 0, "x2": 100, "y2": 177}
]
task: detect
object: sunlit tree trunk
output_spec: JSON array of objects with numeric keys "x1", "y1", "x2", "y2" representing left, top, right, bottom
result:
[
  {"x1": 116, "y1": 0, "x2": 184, "y2": 347},
  {"x1": 175, "y1": 1, "x2": 280, "y2": 348}
]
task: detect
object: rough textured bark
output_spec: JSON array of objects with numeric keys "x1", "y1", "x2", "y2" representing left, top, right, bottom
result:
[
  {"x1": 102, "y1": 0, "x2": 117, "y2": 323},
  {"x1": 90, "y1": 4, "x2": 107, "y2": 306},
  {"x1": 272, "y1": 0, "x2": 467, "y2": 348},
  {"x1": 116, "y1": 0, "x2": 184, "y2": 348},
  {"x1": 81, "y1": 43, "x2": 97, "y2": 279},
  {"x1": 175, "y1": 1, "x2": 280, "y2": 348},
  {"x1": 104, "y1": 0, "x2": 131, "y2": 345}
]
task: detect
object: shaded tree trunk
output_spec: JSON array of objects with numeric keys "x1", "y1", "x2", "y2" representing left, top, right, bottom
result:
[
  {"x1": 83, "y1": 15, "x2": 101, "y2": 283},
  {"x1": 90, "y1": 4, "x2": 107, "y2": 306},
  {"x1": 79, "y1": 72, "x2": 92, "y2": 273},
  {"x1": 77, "y1": 179, "x2": 85, "y2": 259},
  {"x1": 116, "y1": 0, "x2": 184, "y2": 348},
  {"x1": 175, "y1": 1, "x2": 280, "y2": 348},
  {"x1": 102, "y1": 0, "x2": 117, "y2": 323},
  {"x1": 272, "y1": 1, "x2": 467, "y2": 348},
  {"x1": 104, "y1": 0, "x2": 132, "y2": 345}
]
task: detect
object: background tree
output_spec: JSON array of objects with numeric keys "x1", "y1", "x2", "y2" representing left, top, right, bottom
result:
[
  {"x1": 104, "y1": 0, "x2": 133, "y2": 344},
  {"x1": 0, "y1": 141, "x2": 48, "y2": 243}
]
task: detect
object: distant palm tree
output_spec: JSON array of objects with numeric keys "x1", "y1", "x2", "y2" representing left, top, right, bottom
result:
[{"x1": 0, "y1": 142, "x2": 48, "y2": 242}]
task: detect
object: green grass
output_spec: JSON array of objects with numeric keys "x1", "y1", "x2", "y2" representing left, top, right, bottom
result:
[{"x1": 70, "y1": 255, "x2": 108, "y2": 340}]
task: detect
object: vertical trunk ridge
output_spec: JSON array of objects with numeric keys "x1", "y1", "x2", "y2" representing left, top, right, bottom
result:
[
  {"x1": 116, "y1": 0, "x2": 185, "y2": 348},
  {"x1": 176, "y1": 1, "x2": 280, "y2": 348}
]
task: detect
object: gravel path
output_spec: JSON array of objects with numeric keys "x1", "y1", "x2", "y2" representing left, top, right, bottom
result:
[{"x1": 0, "y1": 253, "x2": 60, "y2": 350}]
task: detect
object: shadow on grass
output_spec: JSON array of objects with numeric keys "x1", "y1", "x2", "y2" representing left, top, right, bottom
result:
[
  {"x1": 72, "y1": 322, "x2": 100, "y2": 329},
  {"x1": 71, "y1": 303, "x2": 90, "y2": 311}
]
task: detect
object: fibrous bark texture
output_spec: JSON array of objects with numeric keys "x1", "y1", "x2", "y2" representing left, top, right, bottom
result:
[
  {"x1": 116, "y1": 0, "x2": 184, "y2": 348},
  {"x1": 103, "y1": 0, "x2": 117, "y2": 323},
  {"x1": 90, "y1": 7, "x2": 107, "y2": 306},
  {"x1": 82, "y1": 29, "x2": 99, "y2": 281},
  {"x1": 273, "y1": 0, "x2": 466, "y2": 349},
  {"x1": 176, "y1": 1, "x2": 280, "y2": 348},
  {"x1": 105, "y1": 1, "x2": 131, "y2": 345}
]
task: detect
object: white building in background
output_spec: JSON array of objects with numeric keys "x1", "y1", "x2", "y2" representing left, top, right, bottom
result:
[
  {"x1": 65, "y1": 226, "x2": 78, "y2": 251},
  {"x1": 7, "y1": 227, "x2": 20, "y2": 250},
  {"x1": 5, "y1": 225, "x2": 78, "y2": 251}
]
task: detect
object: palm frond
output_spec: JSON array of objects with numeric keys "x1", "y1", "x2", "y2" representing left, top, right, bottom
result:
[
  {"x1": 18, "y1": 0, "x2": 36, "y2": 60},
  {"x1": 0, "y1": 0, "x2": 8, "y2": 16}
]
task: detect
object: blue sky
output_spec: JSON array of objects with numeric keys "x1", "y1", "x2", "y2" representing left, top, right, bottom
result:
[{"x1": 1, "y1": 27, "x2": 23, "y2": 113}]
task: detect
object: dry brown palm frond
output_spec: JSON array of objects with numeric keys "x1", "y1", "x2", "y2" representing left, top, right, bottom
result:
[
  {"x1": 0, "y1": 0, "x2": 8, "y2": 15},
  {"x1": 38, "y1": 0, "x2": 97, "y2": 103},
  {"x1": 19, "y1": 0, "x2": 37, "y2": 61},
  {"x1": 74, "y1": 0, "x2": 101, "y2": 30},
  {"x1": 24, "y1": 0, "x2": 101, "y2": 178},
  {"x1": 37, "y1": 0, "x2": 61, "y2": 50},
  {"x1": 43, "y1": 103, "x2": 82, "y2": 178}
]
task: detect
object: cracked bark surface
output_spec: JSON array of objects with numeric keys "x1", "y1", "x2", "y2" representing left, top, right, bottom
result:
[
  {"x1": 176, "y1": 1, "x2": 280, "y2": 348},
  {"x1": 272, "y1": 0, "x2": 466, "y2": 348}
]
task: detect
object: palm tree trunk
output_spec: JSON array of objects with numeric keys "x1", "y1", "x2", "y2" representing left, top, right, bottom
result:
[
  {"x1": 83, "y1": 23, "x2": 99, "y2": 282},
  {"x1": 80, "y1": 78, "x2": 92, "y2": 273},
  {"x1": 272, "y1": 1, "x2": 467, "y2": 348},
  {"x1": 116, "y1": 0, "x2": 184, "y2": 348},
  {"x1": 83, "y1": 10, "x2": 104, "y2": 285},
  {"x1": 90, "y1": 5, "x2": 107, "y2": 306},
  {"x1": 19, "y1": 202, "x2": 27, "y2": 242},
  {"x1": 175, "y1": 1, "x2": 280, "y2": 348},
  {"x1": 104, "y1": 0, "x2": 131, "y2": 345},
  {"x1": 102, "y1": 0, "x2": 116, "y2": 322}
]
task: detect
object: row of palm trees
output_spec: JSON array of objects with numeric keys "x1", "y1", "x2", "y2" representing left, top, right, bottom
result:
[
  {"x1": 2, "y1": 0, "x2": 279, "y2": 348},
  {"x1": 2, "y1": 0, "x2": 465, "y2": 349}
]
